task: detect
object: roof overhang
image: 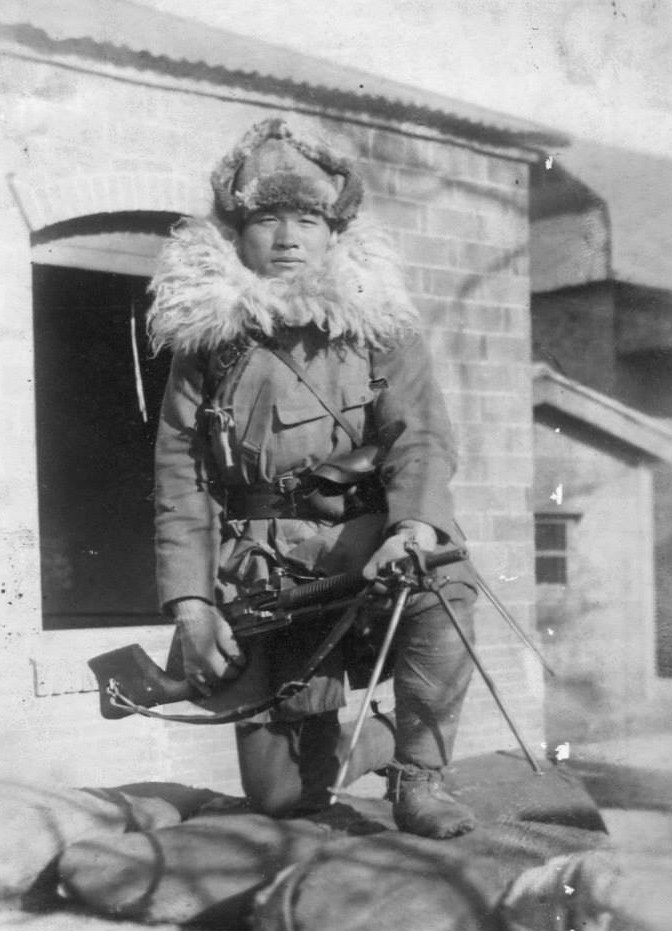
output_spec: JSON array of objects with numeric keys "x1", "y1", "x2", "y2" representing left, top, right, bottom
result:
[
  {"x1": 533, "y1": 363, "x2": 672, "y2": 463},
  {"x1": 0, "y1": 0, "x2": 567, "y2": 155}
]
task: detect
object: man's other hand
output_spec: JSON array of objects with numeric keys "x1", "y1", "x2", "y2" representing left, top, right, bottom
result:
[
  {"x1": 173, "y1": 599, "x2": 246, "y2": 696},
  {"x1": 362, "y1": 520, "x2": 437, "y2": 581}
]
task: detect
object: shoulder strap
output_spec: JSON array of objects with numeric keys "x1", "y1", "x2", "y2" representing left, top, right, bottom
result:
[{"x1": 270, "y1": 346, "x2": 361, "y2": 447}]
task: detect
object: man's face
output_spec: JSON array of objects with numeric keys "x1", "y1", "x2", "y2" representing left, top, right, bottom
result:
[{"x1": 240, "y1": 209, "x2": 332, "y2": 279}]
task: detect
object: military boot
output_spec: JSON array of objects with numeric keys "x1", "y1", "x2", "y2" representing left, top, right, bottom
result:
[{"x1": 388, "y1": 765, "x2": 476, "y2": 839}]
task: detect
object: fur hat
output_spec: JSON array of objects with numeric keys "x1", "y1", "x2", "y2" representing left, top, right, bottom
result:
[{"x1": 210, "y1": 119, "x2": 364, "y2": 231}]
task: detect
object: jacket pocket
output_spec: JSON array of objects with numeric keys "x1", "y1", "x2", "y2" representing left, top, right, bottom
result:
[
  {"x1": 274, "y1": 392, "x2": 331, "y2": 427},
  {"x1": 341, "y1": 384, "x2": 375, "y2": 411}
]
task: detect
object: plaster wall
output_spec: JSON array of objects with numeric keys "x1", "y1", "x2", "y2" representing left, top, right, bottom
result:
[{"x1": 534, "y1": 417, "x2": 656, "y2": 743}]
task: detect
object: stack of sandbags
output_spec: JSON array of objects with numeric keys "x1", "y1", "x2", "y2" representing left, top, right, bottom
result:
[{"x1": 0, "y1": 778, "x2": 226, "y2": 908}]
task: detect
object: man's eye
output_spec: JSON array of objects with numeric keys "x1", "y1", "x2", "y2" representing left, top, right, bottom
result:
[{"x1": 299, "y1": 216, "x2": 318, "y2": 226}]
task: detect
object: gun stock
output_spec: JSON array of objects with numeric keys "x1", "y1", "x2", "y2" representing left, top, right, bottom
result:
[{"x1": 88, "y1": 644, "x2": 195, "y2": 719}]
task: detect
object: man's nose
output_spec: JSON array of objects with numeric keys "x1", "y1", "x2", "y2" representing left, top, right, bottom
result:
[{"x1": 274, "y1": 220, "x2": 299, "y2": 248}]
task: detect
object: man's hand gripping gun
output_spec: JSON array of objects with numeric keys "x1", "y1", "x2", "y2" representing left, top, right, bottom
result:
[{"x1": 88, "y1": 547, "x2": 469, "y2": 723}]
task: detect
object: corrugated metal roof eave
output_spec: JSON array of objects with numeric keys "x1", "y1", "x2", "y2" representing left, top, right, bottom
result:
[{"x1": 0, "y1": 13, "x2": 567, "y2": 153}]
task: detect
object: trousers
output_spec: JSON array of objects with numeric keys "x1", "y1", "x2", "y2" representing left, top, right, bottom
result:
[{"x1": 236, "y1": 582, "x2": 476, "y2": 815}]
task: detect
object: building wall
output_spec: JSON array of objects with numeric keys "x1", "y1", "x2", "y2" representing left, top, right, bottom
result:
[
  {"x1": 534, "y1": 416, "x2": 657, "y2": 744},
  {"x1": 530, "y1": 207, "x2": 610, "y2": 294},
  {"x1": 533, "y1": 280, "x2": 672, "y2": 421},
  {"x1": 532, "y1": 282, "x2": 618, "y2": 397},
  {"x1": 0, "y1": 50, "x2": 539, "y2": 789}
]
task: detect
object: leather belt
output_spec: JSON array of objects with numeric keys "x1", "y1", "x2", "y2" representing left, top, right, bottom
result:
[{"x1": 226, "y1": 476, "x2": 335, "y2": 520}]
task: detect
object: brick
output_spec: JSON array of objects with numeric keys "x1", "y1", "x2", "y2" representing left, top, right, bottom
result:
[
  {"x1": 444, "y1": 390, "x2": 482, "y2": 423},
  {"x1": 455, "y1": 241, "x2": 515, "y2": 275},
  {"x1": 425, "y1": 206, "x2": 485, "y2": 240},
  {"x1": 480, "y1": 394, "x2": 530, "y2": 423},
  {"x1": 459, "y1": 421, "x2": 514, "y2": 455},
  {"x1": 439, "y1": 329, "x2": 488, "y2": 361},
  {"x1": 424, "y1": 268, "x2": 466, "y2": 297},
  {"x1": 455, "y1": 454, "x2": 532, "y2": 485},
  {"x1": 405, "y1": 265, "x2": 425, "y2": 295},
  {"x1": 454, "y1": 360, "x2": 515, "y2": 393},
  {"x1": 371, "y1": 129, "x2": 408, "y2": 164},
  {"x1": 393, "y1": 166, "x2": 445, "y2": 202},
  {"x1": 482, "y1": 334, "x2": 530, "y2": 363},
  {"x1": 465, "y1": 149, "x2": 491, "y2": 183},
  {"x1": 468, "y1": 274, "x2": 530, "y2": 306},
  {"x1": 426, "y1": 143, "x2": 474, "y2": 178},
  {"x1": 511, "y1": 250, "x2": 530, "y2": 277},
  {"x1": 487, "y1": 157, "x2": 529, "y2": 189},
  {"x1": 413, "y1": 295, "x2": 449, "y2": 326},
  {"x1": 501, "y1": 305, "x2": 531, "y2": 337},
  {"x1": 458, "y1": 483, "x2": 529, "y2": 513},
  {"x1": 491, "y1": 514, "x2": 535, "y2": 542},
  {"x1": 370, "y1": 194, "x2": 423, "y2": 231},
  {"x1": 402, "y1": 232, "x2": 456, "y2": 267},
  {"x1": 482, "y1": 208, "x2": 527, "y2": 247},
  {"x1": 360, "y1": 162, "x2": 399, "y2": 196}
]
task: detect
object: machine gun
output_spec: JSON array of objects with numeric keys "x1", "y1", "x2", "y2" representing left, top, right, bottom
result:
[
  {"x1": 88, "y1": 547, "x2": 468, "y2": 722},
  {"x1": 89, "y1": 544, "x2": 551, "y2": 778}
]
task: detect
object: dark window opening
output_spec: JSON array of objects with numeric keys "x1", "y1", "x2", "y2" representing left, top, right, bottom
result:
[
  {"x1": 535, "y1": 515, "x2": 569, "y2": 585},
  {"x1": 33, "y1": 264, "x2": 172, "y2": 629}
]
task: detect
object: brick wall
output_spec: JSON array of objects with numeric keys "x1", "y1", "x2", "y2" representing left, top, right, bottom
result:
[{"x1": 0, "y1": 52, "x2": 542, "y2": 791}]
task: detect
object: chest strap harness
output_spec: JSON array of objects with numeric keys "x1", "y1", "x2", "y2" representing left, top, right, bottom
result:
[{"x1": 209, "y1": 344, "x2": 379, "y2": 520}]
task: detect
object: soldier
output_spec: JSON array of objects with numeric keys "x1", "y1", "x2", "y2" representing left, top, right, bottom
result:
[{"x1": 147, "y1": 118, "x2": 478, "y2": 839}]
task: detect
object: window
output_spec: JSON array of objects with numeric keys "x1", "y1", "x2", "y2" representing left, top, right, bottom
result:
[
  {"x1": 535, "y1": 514, "x2": 572, "y2": 584},
  {"x1": 33, "y1": 264, "x2": 172, "y2": 629}
]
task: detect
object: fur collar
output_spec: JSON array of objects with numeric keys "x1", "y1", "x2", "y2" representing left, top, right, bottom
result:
[{"x1": 147, "y1": 216, "x2": 419, "y2": 354}]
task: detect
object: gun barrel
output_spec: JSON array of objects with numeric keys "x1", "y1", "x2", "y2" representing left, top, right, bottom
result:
[
  {"x1": 276, "y1": 546, "x2": 468, "y2": 611},
  {"x1": 276, "y1": 573, "x2": 363, "y2": 610}
]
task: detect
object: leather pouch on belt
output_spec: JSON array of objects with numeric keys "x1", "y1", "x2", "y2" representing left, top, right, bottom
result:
[{"x1": 304, "y1": 445, "x2": 387, "y2": 520}]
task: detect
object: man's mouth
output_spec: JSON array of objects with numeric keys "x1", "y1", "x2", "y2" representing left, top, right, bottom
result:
[{"x1": 272, "y1": 257, "x2": 304, "y2": 266}]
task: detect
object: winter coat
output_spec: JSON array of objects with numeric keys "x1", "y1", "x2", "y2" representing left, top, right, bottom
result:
[{"x1": 148, "y1": 216, "x2": 471, "y2": 718}]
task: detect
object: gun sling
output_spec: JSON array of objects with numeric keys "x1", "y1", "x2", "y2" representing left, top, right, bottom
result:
[{"x1": 93, "y1": 591, "x2": 370, "y2": 725}]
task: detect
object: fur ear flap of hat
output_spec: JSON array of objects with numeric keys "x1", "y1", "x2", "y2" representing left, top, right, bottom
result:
[{"x1": 211, "y1": 118, "x2": 364, "y2": 230}]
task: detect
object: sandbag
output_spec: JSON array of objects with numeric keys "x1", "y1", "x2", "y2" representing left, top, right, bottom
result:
[
  {"x1": 501, "y1": 847, "x2": 672, "y2": 931},
  {"x1": 251, "y1": 820, "x2": 608, "y2": 931},
  {"x1": 0, "y1": 779, "x2": 222, "y2": 902},
  {"x1": 58, "y1": 812, "x2": 327, "y2": 926}
]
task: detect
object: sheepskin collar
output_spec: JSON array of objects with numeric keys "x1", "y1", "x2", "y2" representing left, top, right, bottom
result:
[{"x1": 147, "y1": 217, "x2": 419, "y2": 355}]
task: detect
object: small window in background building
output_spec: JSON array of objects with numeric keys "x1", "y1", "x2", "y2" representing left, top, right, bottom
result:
[{"x1": 535, "y1": 515, "x2": 568, "y2": 584}]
